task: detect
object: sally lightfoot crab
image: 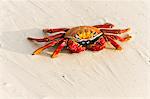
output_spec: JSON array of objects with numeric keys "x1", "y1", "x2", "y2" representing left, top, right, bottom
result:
[{"x1": 27, "y1": 23, "x2": 132, "y2": 58}]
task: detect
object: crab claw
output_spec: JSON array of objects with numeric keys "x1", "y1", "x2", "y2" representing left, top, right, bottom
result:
[
  {"x1": 67, "y1": 40, "x2": 86, "y2": 53},
  {"x1": 88, "y1": 37, "x2": 106, "y2": 51}
]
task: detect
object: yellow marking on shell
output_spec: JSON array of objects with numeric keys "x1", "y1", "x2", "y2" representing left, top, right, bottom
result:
[
  {"x1": 79, "y1": 33, "x2": 83, "y2": 38},
  {"x1": 86, "y1": 30, "x2": 91, "y2": 38},
  {"x1": 90, "y1": 32, "x2": 94, "y2": 38},
  {"x1": 76, "y1": 29, "x2": 96, "y2": 39},
  {"x1": 82, "y1": 32, "x2": 86, "y2": 39}
]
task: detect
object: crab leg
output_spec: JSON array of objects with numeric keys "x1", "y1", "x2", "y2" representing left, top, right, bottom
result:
[
  {"x1": 51, "y1": 39, "x2": 68, "y2": 58},
  {"x1": 32, "y1": 38, "x2": 64, "y2": 55},
  {"x1": 27, "y1": 33, "x2": 64, "y2": 42},
  {"x1": 93, "y1": 23, "x2": 114, "y2": 28},
  {"x1": 27, "y1": 37, "x2": 49, "y2": 42},
  {"x1": 106, "y1": 36, "x2": 122, "y2": 50},
  {"x1": 105, "y1": 34, "x2": 132, "y2": 42},
  {"x1": 43, "y1": 28, "x2": 69, "y2": 33},
  {"x1": 100, "y1": 28, "x2": 130, "y2": 34}
]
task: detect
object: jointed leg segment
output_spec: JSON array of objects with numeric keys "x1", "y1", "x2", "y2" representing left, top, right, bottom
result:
[
  {"x1": 105, "y1": 34, "x2": 132, "y2": 42},
  {"x1": 27, "y1": 37, "x2": 49, "y2": 42},
  {"x1": 100, "y1": 28, "x2": 130, "y2": 34},
  {"x1": 93, "y1": 23, "x2": 114, "y2": 28},
  {"x1": 106, "y1": 36, "x2": 122, "y2": 50},
  {"x1": 43, "y1": 28, "x2": 69, "y2": 33},
  {"x1": 32, "y1": 38, "x2": 64, "y2": 55},
  {"x1": 51, "y1": 39, "x2": 68, "y2": 58},
  {"x1": 27, "y1": 33, "x2": 64, "y2": 42}
]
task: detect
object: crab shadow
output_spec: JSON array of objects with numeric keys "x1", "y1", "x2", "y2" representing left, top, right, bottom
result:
[{"x1": 0, "y1": 28, "x2": 70, "y2": 56}]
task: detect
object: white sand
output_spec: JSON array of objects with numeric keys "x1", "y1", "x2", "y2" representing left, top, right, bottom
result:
[{"x1": 0, "y1": 0, "x2": 150, "y2": 98}]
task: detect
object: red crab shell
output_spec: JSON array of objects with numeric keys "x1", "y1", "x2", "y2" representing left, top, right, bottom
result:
[
  {"x1": 27, "y1": 23, "x2": 131, "y2": 58},
  {"x1": 65, "y1": 26, "x2": 101, "y2": 38}
]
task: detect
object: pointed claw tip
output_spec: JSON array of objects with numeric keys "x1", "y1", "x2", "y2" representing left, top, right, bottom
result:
[
  {"x1": 32, "y1": 51, "x2": 41, "y2": 55},
  {"x1": 105, "y1": 23, "x2": 114, "y2": 28},
  {"x1": 125, "y1": 35, "x2": 132, "y2": 41},
  {"x1": 43, "y1": 29, "x2": 48, "y2": 33},
  {"x1": 27, "y1": 37, "x2": 32, "y2": 40},
  {"x1": 127, "y1": 28, "x2": 131, "y2": 31},
  {"x1": 43, "y1": 29, "x2": 51, "y2": 33},
  {"x1": 51, "y1": 54, "x2": 57, "y2": 58},
  {"x1": 111, "y1": 25, "x2": 115, "y2": 28},
  {"x1": 127, "y1": 35, "x2": 132, "y2": 39},
  {"x1": 116, "y1": 47, "x2": 122, "y2": 50}
]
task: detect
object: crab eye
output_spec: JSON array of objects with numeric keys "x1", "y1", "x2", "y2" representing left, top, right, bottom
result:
[
  {"x1": 81, "y1": 41, "x2": 85, "y2": 45},
  {"x1": 79, "y1": 40, "x2": 91, "y2": 46},
  {"x1": 86, "y1": 40, "x2": 90, "y2": 44}
]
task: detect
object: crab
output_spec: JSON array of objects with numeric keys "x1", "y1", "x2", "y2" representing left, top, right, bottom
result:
[{"x1": 27, "y1": 23, "x2": 132, "y2": 58}]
